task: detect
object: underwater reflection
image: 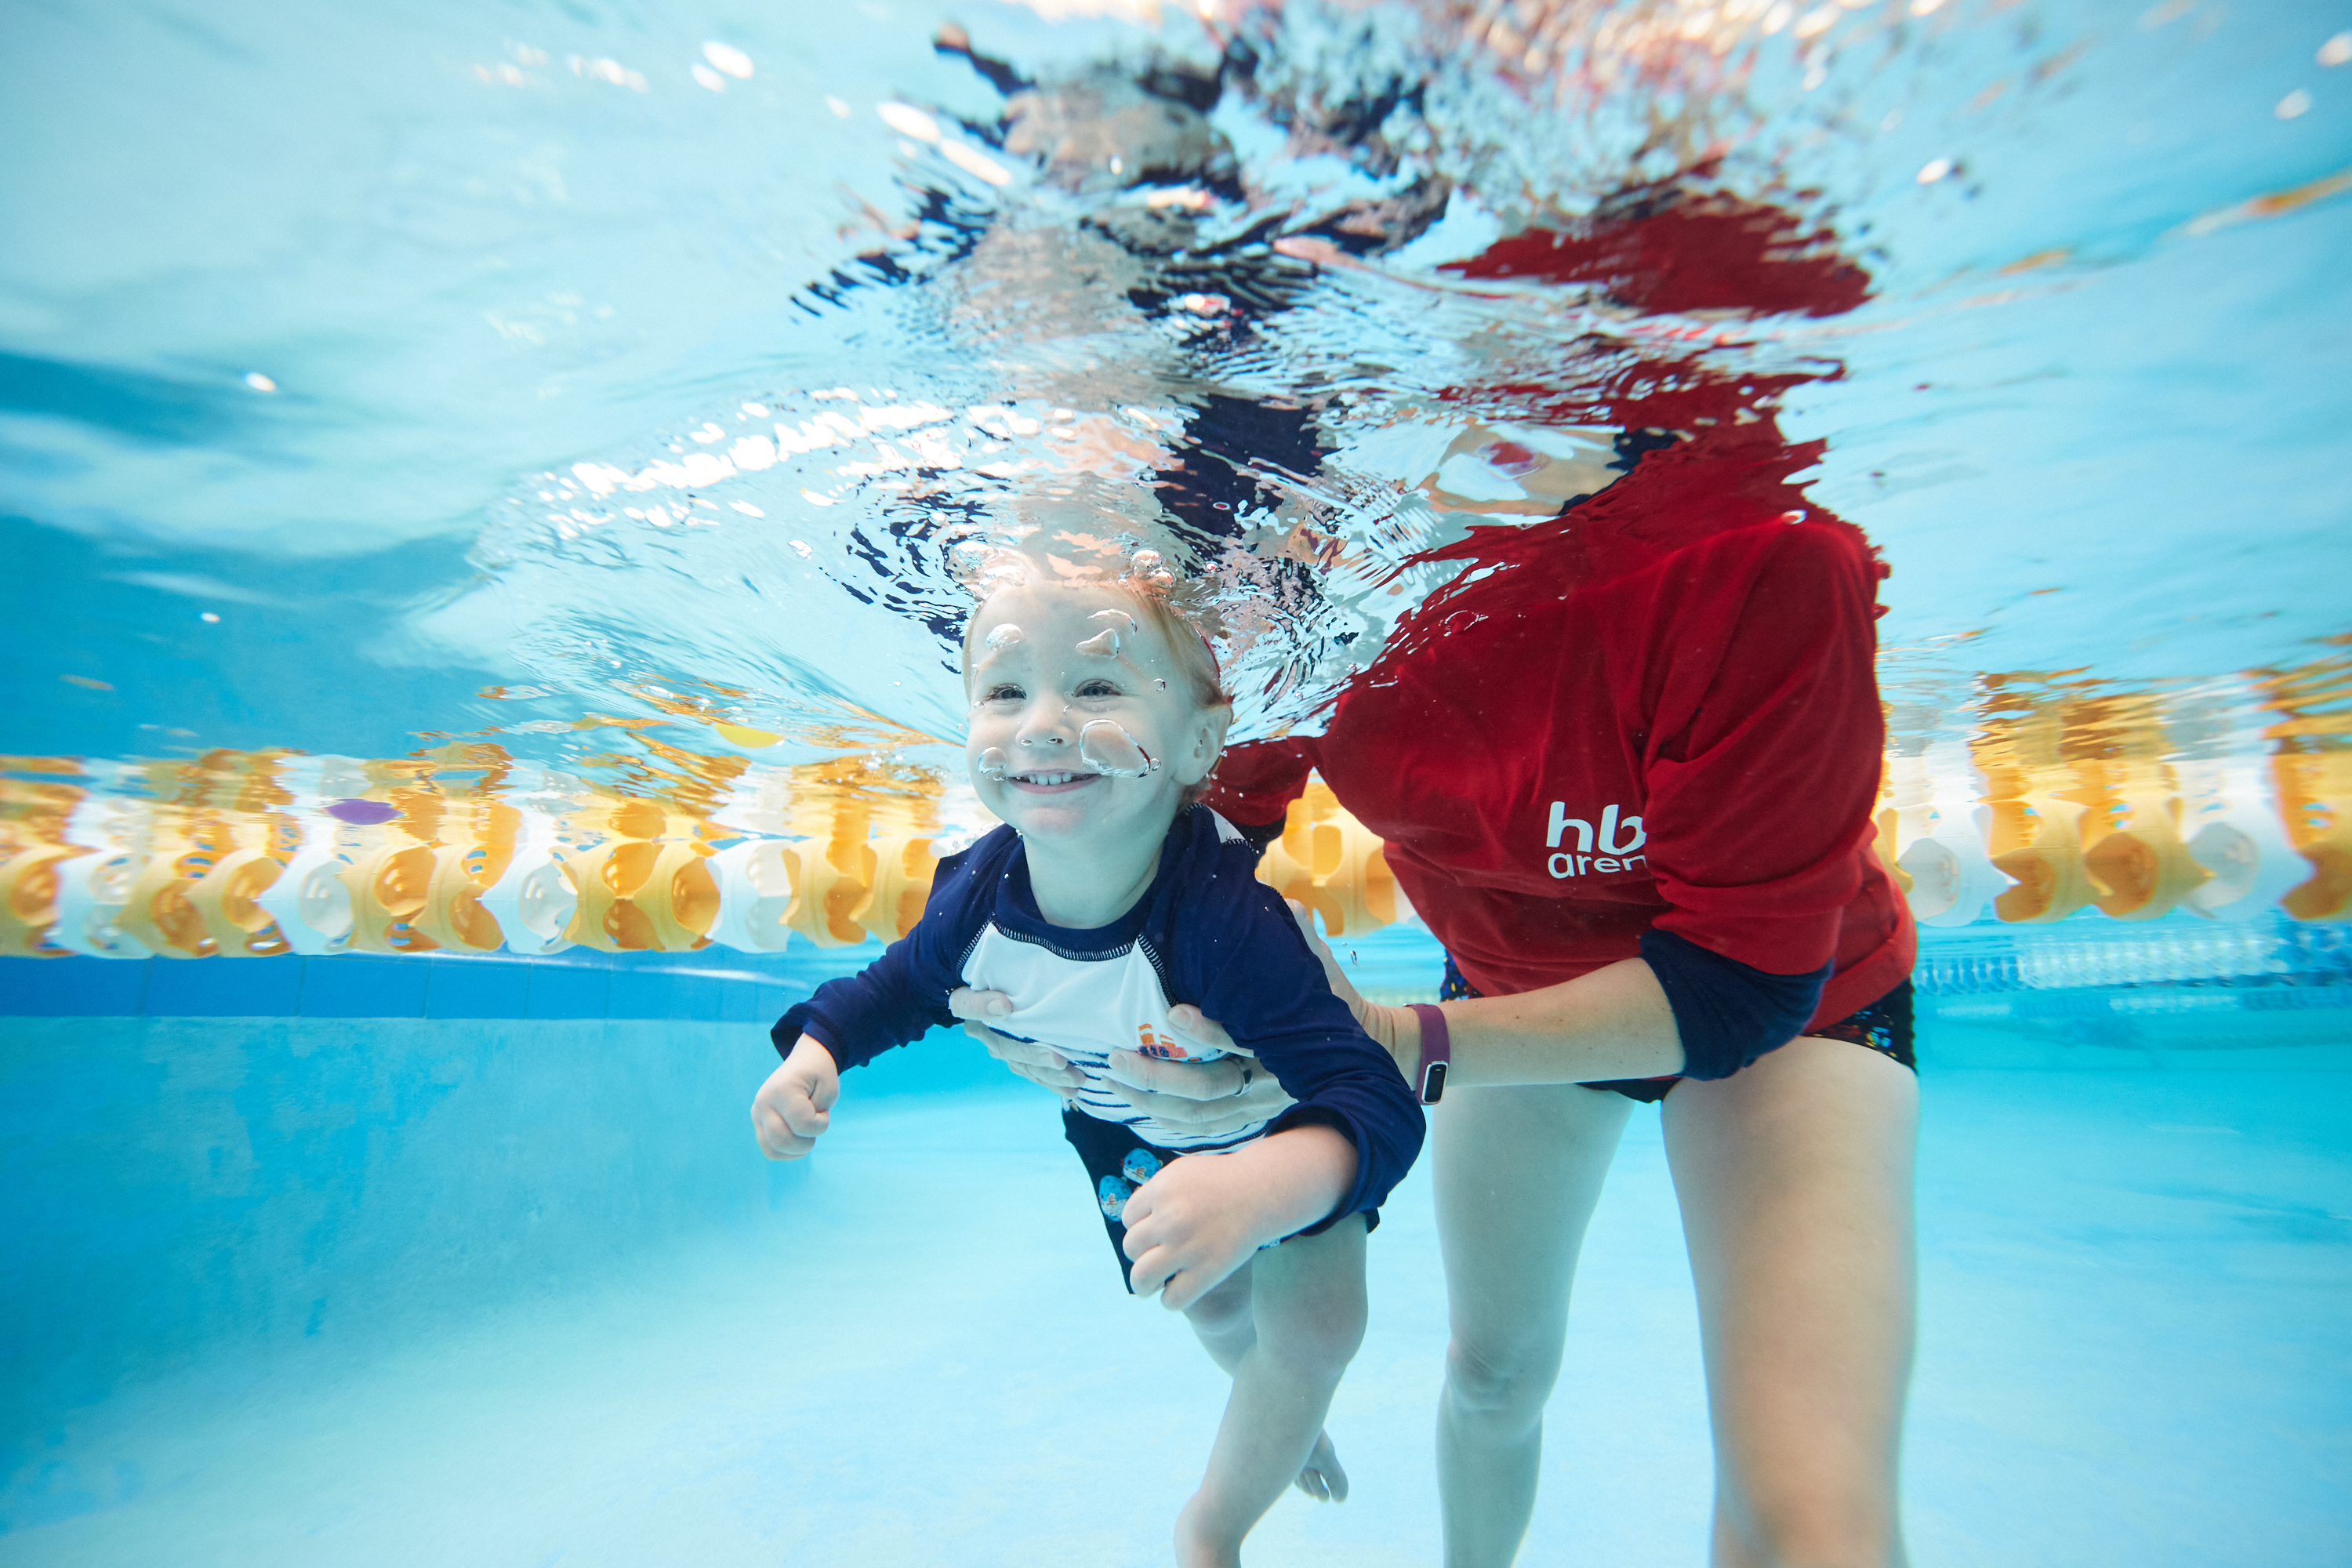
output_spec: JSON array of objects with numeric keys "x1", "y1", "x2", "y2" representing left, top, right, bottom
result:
[{"x1": 9, "y1": 649, "x2": 2347, "y2": 961}]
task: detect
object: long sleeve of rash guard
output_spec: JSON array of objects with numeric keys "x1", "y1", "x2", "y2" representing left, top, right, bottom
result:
[
  {"x1": 1169, "y1": 834, "x2": 1425, "y2": 1226},
  {"x1": 769, "y1": 843, "x2": 995, "y2": 1069}
]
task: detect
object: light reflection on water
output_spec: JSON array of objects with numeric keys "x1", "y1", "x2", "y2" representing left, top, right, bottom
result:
[{"x1": 1, "y1": 0, "x2": 2347, "y2": 949}]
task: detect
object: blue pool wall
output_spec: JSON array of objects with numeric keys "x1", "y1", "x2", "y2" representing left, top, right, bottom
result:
[{"x1": 0, "y1": 938, "x2": 1016, "y2": 1518}]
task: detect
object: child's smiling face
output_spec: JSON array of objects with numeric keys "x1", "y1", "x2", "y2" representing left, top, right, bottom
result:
[{"x1": 964, "y1": 583, "x2": 1226, "y2": 848}]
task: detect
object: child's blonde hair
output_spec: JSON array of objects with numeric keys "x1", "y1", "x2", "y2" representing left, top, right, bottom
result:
[{"x1": 960, "y1": 571, "x2": 1233, "y2": 808}]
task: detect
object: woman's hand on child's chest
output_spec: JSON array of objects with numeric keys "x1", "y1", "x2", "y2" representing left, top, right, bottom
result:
[{"x1": 955, "y1": 985, "x2": 1295, "y2": 1135}]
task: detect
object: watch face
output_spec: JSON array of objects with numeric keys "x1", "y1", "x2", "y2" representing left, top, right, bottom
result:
[{"x1": 1420, "y1": 1060, "x2": 1447, "y2": 1105}]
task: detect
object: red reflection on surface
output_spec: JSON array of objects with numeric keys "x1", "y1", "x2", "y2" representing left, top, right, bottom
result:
[{"x1": 1442, "y1": 174, "x2": 1871, "y2": 320}]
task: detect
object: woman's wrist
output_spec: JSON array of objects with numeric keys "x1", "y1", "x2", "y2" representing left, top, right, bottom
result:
[
  {"x1": 1363, "y1": 1003, "x2": 1420, "y2": 1085},
  {"x1": 1404, "y1": 1001, "x2": 1451, "y2": 1102}
]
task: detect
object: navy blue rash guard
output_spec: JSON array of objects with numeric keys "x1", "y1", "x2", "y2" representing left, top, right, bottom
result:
[
  {"x1": 1638, "y1": 927, "x2": 1831, "y2": 1080},
  {"x1": 773, "y1": 805, "x2": 1425, "y2": 1232}
]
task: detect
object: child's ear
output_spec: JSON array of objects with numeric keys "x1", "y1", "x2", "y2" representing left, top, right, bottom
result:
[{"x1": 1180, "y1": 704, "x2": 1232, "y2": 787}]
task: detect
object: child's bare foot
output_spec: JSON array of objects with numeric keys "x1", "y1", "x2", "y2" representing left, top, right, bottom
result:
[{"x1": 1292, "y1": 1428, "x2": 1348, "y2": 1502}]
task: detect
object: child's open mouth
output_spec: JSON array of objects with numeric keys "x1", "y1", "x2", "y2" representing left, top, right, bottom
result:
[{"x1": 1009, "y1": 771, "x2": 1104, "y2": 793}]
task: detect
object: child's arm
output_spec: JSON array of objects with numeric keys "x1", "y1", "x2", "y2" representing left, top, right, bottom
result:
[
  {"x1": 1175, "y1": 869, "x2": 1428, "y2": 1239},
  {"x1": 1116, "y1": 1122, "x2": 1356, "y2": 1308},
  {"x1": 751, "y1": 832, "x2": 1009, "y2": 1158},
  {"x1": 750, "y1": 1034, "x2": 840, "y2": 1161},
  {"x1": 764, "y1": 833, "x2": 1010, "y2": 1071}
]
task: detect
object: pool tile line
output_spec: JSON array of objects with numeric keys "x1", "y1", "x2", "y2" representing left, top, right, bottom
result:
[{"x1": 0, "y1": 950, "x2": 825, "y2": 1023}]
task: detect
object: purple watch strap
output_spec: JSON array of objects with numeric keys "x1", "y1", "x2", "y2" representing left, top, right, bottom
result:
[{"x1": 1406, "y1": 1002, "x2": 1451, "y2": 1104}]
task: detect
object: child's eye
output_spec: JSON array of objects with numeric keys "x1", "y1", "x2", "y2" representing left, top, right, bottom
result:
[
  {"x1": 982, "y1": 683, "x2": 1025, "y2": 702},
  {"x1": 1073, "y1": 678, "x2": 1121, "y2": 699}
]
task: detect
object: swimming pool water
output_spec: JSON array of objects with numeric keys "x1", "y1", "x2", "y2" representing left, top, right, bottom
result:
[
  {"x1": 3, "y1": 997, "x2": 2346, "y2": 1564},
  {"x1": 5, "y1": 0, "x2": 2350, "y2": 1560}
]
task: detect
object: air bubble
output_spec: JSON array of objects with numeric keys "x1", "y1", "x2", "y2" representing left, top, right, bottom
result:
[
  {"x1": 1078, "y1": 608, "x2": 1137, "y2": 656},
  {"x1": 985, "y1": 623, "x2": 1025, "y2": 650},
  {"x1": 1079, "y1": 721, "x2": 1156, "y2": 778},
  {"x1": 976, "y1": 746, "x2": 1010, "y2": 780}
]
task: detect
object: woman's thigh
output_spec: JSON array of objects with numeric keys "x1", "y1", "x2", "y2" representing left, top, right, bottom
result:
[
  {"x1": 1432, "y1": 1082, "x2": 1633, "y2": 1383},
  {"x1": 1662, "y1": 1035, "x2": 1918, "y2": 1560}
]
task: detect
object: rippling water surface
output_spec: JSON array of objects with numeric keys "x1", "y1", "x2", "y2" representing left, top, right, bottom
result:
[{"x1": 2, "y1": 0, "x2": 2347, "y2": 937}]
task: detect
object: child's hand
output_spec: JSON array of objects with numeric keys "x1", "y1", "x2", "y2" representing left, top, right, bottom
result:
[
  {"x1": 1119, "y1": 1152, "x2": 1269, "y2": 1311},
  {"x1": 1120, "y1": 1124, "x2": 1357, "y2": 1311},
  {"x1": 750, "y1": 1036, "x2": 840, "y2": 1160}
]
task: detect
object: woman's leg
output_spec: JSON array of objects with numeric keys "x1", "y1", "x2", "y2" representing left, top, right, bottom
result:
[
  {"x1": 1176, "y1": 1215, "x2": 1369, "y2": 1567},
  {"x1": 1661, "y1": 1036, "x2": 1918, "y2": 1568},
  {"x1": 1433, "y1": 1081, "x2": 1634, "y2": 1568}
]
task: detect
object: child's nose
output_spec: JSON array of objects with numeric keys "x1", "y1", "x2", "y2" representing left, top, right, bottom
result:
[{"x1": 1016, "y1": 699, "x2": 1076, "y2": 751}]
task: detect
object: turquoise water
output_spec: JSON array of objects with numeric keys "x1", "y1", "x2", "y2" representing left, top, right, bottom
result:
[
  {"x1": 4, "y1": 989, "x2": 2348, "y2": 1563},
  {"x1": 5, "y1": 921, "x2": 2350, "y2": 1561},
  {"x1": 5, "y1": 0, "x2": 2351, "y2": 1562}
]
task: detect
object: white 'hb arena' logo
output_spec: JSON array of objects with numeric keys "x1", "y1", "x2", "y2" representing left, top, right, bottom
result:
[{"x1": 1545, "y1": 802, "x2": 1646, "y2": 879}]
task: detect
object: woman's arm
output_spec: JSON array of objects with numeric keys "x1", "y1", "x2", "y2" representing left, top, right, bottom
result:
[
  {"x1": 956, "y1": 902, "x2": 1686, "y2": 1121},
  {"x1": 1365, "y1": 956, "x2": 1684, "y2": 1089},
  {"x1": 1216, "y1": 904, "x2": 1688, "y2": 1091}
]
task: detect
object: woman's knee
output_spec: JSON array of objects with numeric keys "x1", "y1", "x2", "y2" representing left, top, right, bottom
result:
[
  {"x1": 1719, "y1": 1460, "x2": 1900, "y2": 1568},
  {"x1": 1442, "y1": 1326, "x2": 1566, "y2": 1421},
  {"x1": 1722, "y1": 1495, "x2": 1900, "y2": 1561}
]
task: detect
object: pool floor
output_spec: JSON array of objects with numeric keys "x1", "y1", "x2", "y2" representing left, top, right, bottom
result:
[{"x1": 4, "y1": 1063, "x2": 2347, "y2": 1566}]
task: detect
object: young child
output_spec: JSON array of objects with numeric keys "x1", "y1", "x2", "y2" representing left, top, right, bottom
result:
[{"x1": 750, "y1": 564, "x2": 1424, "y2": 1567}]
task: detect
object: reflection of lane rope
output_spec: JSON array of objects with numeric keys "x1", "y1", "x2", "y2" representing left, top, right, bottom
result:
[{"x1": 1, "y1": 739, "x2": 2346, "y2": 961}]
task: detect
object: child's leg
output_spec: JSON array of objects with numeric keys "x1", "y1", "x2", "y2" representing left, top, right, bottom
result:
[
  {"x1": 1174, "y1": 1215, "x2": 1369, "y2": 1568},
  {"x1": 1181, "y1": 1261, "x2": 1349, "y2": 1503}
]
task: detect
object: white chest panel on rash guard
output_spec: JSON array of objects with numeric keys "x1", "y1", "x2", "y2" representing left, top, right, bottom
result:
[{"x1": 959, "y1": 924, "x2": 1261, "y2": 1150}]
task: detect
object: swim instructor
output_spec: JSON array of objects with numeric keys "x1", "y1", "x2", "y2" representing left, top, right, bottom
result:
[{"x1": 969, "y1": 434, "x2": 1919, "y2": 1565}]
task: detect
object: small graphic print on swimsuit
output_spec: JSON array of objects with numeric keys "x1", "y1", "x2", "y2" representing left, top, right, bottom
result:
[{"x1": 1544, "y1": 801, "x2": 1648, "y2": 880}]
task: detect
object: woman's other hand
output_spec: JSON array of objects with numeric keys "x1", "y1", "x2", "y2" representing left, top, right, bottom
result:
[
  {"x1": 955, "y1": 985, "x2": 1297, "y2": 1136},
  {"x1": 951, "y1": 987, "x2": 1091, "y2": 1094},
  {"x1": 1100, "y1": 1013, "x2": 1294, "y2": 1138}
]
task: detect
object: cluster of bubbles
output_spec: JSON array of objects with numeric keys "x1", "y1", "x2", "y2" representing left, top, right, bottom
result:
[
  {"x1": 953, "y1": 543, "x2": 1181, "y2": 602},
  {"x1": 1075, "y1": 608, "x2": 1132, "y2": 657},
  {"x1": 971, "y1": 723, "x2": 1155, "y2": 783},
  {"x1": 1078, "y1": 721, "x2": 1156, "y2": 778},
  {"x1": 968, "y1": 583, "x2": 1162, "y2": 787}
]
